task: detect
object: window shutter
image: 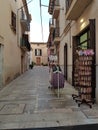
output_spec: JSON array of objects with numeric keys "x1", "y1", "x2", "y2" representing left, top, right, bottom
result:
[
  {"x1": 40, "y1": 49, "x2": 42, "y2": 56},
  {"x1": 35, "y1": 49, "x2": 37, "y2": 56}
]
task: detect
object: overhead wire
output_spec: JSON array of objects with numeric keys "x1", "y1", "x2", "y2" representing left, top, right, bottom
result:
[
  {"x1": 18, "y1": 0, "x2": 34, "y2": 10},
  {"x1": 39, "y1": 0, "x2": 44, "y2": 42}
]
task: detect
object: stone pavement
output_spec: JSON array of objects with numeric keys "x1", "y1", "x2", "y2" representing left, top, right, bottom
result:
[{"x1": 0, "y1": 66, "x2": 98, "y2": 129}]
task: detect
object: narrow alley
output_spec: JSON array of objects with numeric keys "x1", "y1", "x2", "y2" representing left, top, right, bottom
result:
[{"x1": 0, "y1": 66, "x2": 98, "y2": 129}]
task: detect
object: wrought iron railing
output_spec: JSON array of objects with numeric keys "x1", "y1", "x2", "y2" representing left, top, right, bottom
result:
[
  {"x1": 20, "y1": 34, "x2": 31, "y2": 51},
  {"x1": 66, "y1": 0, "x2": 73, "y2": 13},
  {"x1": 53, "y1": 27, "x2": 60, "y2": 40}
]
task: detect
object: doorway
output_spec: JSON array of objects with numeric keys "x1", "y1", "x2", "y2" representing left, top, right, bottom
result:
[
  {"x1": 64, "y1": 44, "x2": 67, "y2": 80},
  {"x1": 72, "y1": 19, "x2": 96, "y2": 98},
  {"x1": 36, "y1": 57, "x2": 41, "y2": 65},
  {"x1": 0, "y1": 44, "x2": 3, "y2": 88}
]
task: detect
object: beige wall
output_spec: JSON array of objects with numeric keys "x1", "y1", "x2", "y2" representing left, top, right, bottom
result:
[
  {"x1": 59, "y1": 0, "x2": 98, "y2": 101},
  {"x1": 31, "y1": 43, "x2": 48, "y2": 65},
  {"x1": 0, "y1": 0, "x2": 21, "y2": 85},
  {"x1": 59, "y1": 0, "x2": 73, "y2": 82},
  {"x1": 0, "y1": 0, "x2": 30, "y2": 86}
]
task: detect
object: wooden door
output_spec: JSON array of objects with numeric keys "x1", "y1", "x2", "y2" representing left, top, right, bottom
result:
[{"x1": 36, "y1": 57, "x2": 41, "y2": 65}]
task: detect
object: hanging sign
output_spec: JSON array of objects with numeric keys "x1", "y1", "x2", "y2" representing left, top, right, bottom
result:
[{"x1": 49, "y1": 55, "x2": 58, "y2": 61}]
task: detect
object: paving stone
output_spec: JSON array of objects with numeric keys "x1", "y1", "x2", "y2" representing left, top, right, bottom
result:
[
  {"x1": 82, "y1": 108, "x2": 98, "y2": 119},
  {"x1": 0, "y1": 103, "x2": 25, "y2": 114},
  {"x1": 0, "y1": 66, "x2": 98, "y2": 129},
  {"x1": 0, "y1": 104, "x2": 4, "y2": 110}
]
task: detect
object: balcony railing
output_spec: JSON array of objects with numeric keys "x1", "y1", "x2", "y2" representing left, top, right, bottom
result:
[
  {"x1": 53, "y1": 0, "x2": 60, "y2": 19},
  {"x1": 64, "y1": 20, "x2": 71, "y2": 34},
  {"x1": 65, "y1": 0, "x2": 92, "y2": 20},
  {"x1": 20, "y1": 9, "x2": 30, "y2": 31},
  {"x1": 49, "y1": 18, "x2": 55, "y2": 32},
  {"x1": 48, "y1": 0, "x2": 54, "y2": 15},
  {"x1": 66, "y1": 0, "x2": 73, "y2": 13},
  {"x1": 53, "y1": 27, "x2": 59, "y2": 38},
  {"x1": 53, "y1": 27, "x2": 60, "y2": 44},
  {"x1": 48, "y1": 0, "x2": 60, "y2": 18},
  {"x1": 20, "y1": 34, "x2": 31, "y2": 51},
  {"x1": 54, "y1": 0, "x2": 60, "y2": 7}
]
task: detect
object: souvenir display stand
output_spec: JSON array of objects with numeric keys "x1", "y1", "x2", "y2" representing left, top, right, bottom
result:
[
  {"x1": 72, "y1": 49, "x2": 94, "y2": 108},
  {"x1": 72, "y1": 50, "x2": 80, "y2": 100}
]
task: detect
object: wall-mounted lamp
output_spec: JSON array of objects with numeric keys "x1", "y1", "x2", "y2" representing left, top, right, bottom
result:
[
  {"x1": 80, "y1": 22, "x2": 86, "y2": 30},
  {"x1": 80, "y1": 18, "x2": 84, "y2": 23}
]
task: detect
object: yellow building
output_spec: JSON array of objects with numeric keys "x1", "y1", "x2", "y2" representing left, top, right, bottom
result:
[
  {"x1": 31, "y1": 42, "x2": 48, "y2": 66},
  {"x1": 0, "y1": 0, "x2": 31, "y2": 87},
  {"x1": 48, "y1": 0, "x2": 98, "y2": 102}
]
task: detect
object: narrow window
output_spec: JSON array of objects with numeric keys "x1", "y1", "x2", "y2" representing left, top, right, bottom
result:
[{"x1": 11, "y1": 11, "x2": 16, "y2": 32}]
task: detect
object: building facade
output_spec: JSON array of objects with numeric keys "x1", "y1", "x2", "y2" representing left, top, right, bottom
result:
[
  {"x1": 48, "y1": 0, "x2": 98, "y2": 102},
  {"x1": 0, "y1": 0, "x2": 31, "y2": 87},
  {"x1": 31, "y1": 42, "x2": 48, "y2": 66}
]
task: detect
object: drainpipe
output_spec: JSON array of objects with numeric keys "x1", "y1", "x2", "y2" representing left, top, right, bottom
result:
[{"x1": 16, "y1": 9, "x2": 20, "y2": 46}]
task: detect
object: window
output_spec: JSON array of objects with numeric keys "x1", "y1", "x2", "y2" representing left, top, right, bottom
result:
[
  {"x1": 78, "y1": 29, "x2": 90, "y2": 49},
  {"x1": 35, "y1": 49, "x2": 42, "y2": 56},
  {"x1": 11, "y1": 11, "x2": 16, "y2": 32}
]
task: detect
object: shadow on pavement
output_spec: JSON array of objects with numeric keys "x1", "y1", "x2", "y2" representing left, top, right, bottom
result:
[{"x1": 5, "y1": 123, "x2": 98, "y2": 130}]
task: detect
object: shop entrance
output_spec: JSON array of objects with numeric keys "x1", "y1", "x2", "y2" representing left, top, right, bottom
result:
[{"x1": 72, "y1": 19, "x2": 96, "y2": 99}]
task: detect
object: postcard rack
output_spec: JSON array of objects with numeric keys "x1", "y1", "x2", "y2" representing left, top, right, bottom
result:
[{"x1": 73, "y1": 49, "x2": 94, "y2": 108}]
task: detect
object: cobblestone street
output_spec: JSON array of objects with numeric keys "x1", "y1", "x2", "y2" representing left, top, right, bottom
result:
[{"x1": 0, "y1": 66, "x2": 98, "y2": 129}]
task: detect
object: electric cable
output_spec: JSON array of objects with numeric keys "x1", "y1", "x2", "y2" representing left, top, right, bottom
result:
[
  {"x1": 39, "y1": 0, "x2": 44, "y2": 42},
  {"x1": 18, "y1": 0, "x2": 34, "y2": 10}
]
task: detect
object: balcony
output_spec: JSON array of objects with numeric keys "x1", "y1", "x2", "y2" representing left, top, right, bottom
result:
[
  {"x1": 65, "y1": 0, "x2": 92, "y2": 20},
  {"x1": 49, "y1": 18, "x2": 55, "y2": 32},
  {"x1": 50, "y1": 45, "x2": 55, "y2": 55},
  {"x1": 64, "y1": 20, "x2": 71, "y2": 34},
  {"x1": 53, "y1": 0, "x2": 60, "y2": 19},
  {"x1": 20, "y1": 10, "x2": 30, "y2": 31},
  {"x1": 50, "y1": 45, "x2": 55, "y2": 50},
  {"x1": 53, "y1": 27, "x2": 60, "y2": 44},
  {"x1": 48, "y1": 0, "x2": 54, "y2": 15},
  {"x1": 20, "y1": 34, "x2": 31, "y2": 51}
]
